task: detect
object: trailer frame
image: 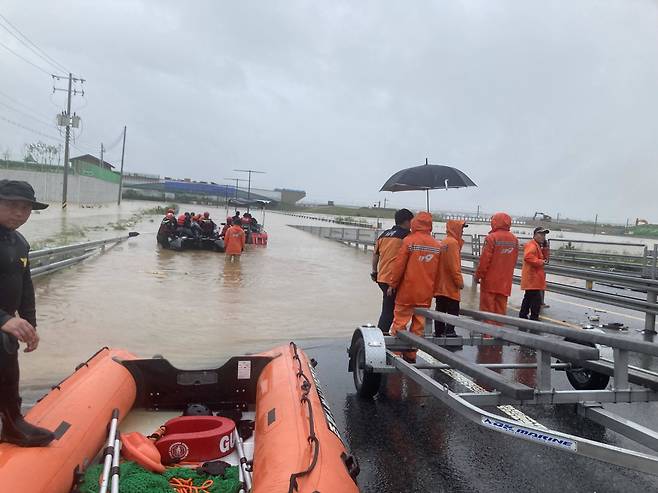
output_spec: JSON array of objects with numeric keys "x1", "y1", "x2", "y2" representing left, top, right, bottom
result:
[{"x1": 347, "y1": 309, "x2": 658, "y2": 476}]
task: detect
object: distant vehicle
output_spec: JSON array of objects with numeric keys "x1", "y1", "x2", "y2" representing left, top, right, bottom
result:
[{"x1": 533, "y1": 212, "x2": 552, "y2": 222}]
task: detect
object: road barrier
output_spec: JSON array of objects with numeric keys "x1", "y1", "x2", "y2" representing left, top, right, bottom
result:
[
  {"x1": 290, "y1": 224, "x2": 658, "y2": 332},
  {"x1": 30, "y1": 232, "x2": 139, "y2": 278}
]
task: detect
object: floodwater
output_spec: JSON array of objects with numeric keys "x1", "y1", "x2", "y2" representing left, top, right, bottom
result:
[
  {"x1": 19, "y1": 202, "x2": 388, "y2": 398},
  {"x1": 19, "y1": 202, "x2": 656, "y2": 394},
  {"x1": 14, "y1": 201, "x2": 658, "y2": 491}
]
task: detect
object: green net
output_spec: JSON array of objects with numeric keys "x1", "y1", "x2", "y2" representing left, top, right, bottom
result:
[{"x1": 79, "y1": 461, "x2": 241, "y2": 493}]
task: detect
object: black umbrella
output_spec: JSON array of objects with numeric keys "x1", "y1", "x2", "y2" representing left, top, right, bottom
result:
[{"x1": 380, "y1": 158, "x2": 477, "y2": 211}]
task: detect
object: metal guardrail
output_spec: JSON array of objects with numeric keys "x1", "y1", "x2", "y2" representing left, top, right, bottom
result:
[
  {"x1": 30, "y1": 232, "x2": 139, "y2": 278},
  {"x1": 291, "y1": 224, "x2": 658, "y2": 332}
]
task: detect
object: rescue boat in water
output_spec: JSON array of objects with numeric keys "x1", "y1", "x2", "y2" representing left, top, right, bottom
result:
[{"x1": 0, "y1": 343, "x2": 359, "y2": 493}]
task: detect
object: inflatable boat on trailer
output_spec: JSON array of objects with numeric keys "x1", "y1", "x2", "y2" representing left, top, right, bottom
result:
[
  {"x1": 349, "y1": 308, "x2": 658, "y2": 477},
  {"x1": 0, "y1": 343, "x2": 359, "y2": 493}
]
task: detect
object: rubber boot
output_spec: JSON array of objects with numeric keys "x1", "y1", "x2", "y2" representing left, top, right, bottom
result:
[{"x1": 0, "y1": 398, "x2": 55, "y2": 447}]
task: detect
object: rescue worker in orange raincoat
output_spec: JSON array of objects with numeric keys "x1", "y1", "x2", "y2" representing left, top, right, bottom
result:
[
  {"x1": 224, "y1": 217, "x2": 246, "y2": 260},
  {"x1": 519, "y1": 227, "x2": 549, "y2": 320},
  {"x1": 434, "y1": 220, "x2": 467, "y2": 337},
  {"x1": 386, "y1": 211, "x2": 442, "y2": 362},
  {"x1": 474, "y1": 213, "x2": 519, "y2": 318}
]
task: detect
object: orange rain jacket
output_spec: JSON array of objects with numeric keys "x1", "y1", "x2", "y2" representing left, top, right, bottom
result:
[
  {"x1": 435, "y1": 220, "x2": 465, "y2": 301},
  {"x1": 474, "y1": 213, "x2": 519, "y2": 297},
  {"x1": 224, "y1": 225, "x2": 246, "y2": 255},
  {"x1": 387, "y1": 212, "x2": 442, "y2": 307},
  {"x1": 521, "y1": 240, "x2": 546, "y2": 290}
]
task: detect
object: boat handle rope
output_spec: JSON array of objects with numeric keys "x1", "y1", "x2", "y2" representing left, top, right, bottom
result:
[{"x1": 287, "y1": 342, "x2": 321, "y2": 493}]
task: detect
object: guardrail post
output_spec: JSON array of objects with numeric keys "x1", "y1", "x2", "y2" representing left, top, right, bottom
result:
[
  {"x1": 653, "y1": 244, "x2": 658, "y2": 280},
  {"x1": 355, "y1": 229, "x2": 360, "y2": 248},
  {"x1": 471, "y1": 235, "x2": 480, "y2": 282},
  {"x1": 613, "y1": 348, "x2": 630, "y2": 391},
  {"x1": 646, "y1": 290, "x2": 657, "y2": 334}
]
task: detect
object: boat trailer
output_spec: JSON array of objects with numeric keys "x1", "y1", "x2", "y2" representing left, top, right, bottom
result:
[{"x1": 348, "y1": 308, "x2": 658, "y2": 476}]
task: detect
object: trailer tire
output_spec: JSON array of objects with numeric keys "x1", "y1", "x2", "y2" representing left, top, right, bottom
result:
[
  {"x1": 563, "y1": 339, "x2": 610, "y2": 390},
  {"x1": 352, "y1": 337, "x2": 381, "y2": 398}
]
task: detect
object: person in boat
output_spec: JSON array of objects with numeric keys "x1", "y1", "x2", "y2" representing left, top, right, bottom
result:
[
  {"x1": 190, "y1": 214, "x2": 203, "y2": 238},
  {"x1": 519, "y1": 227, "x2": 549, "y2": 321},
  {"x1": 0, "y1": 180, "x2": 55, "y2": 447},
  {"x1": 474, "y1": 212, "x2": 519, "y2": 324},
  {"x1": 224, "y1": 217, "x2": 246, "y2": 260},
  {"x1": 177, "y1": 212, "x2": 196, "y2": 238},
  {"x1": 157, "y1": 212, "x2": 178, "y2": 248},
  {"x1": 371, "y1": 208, "x2": 413, "y2": 335},
  {"x1": 386, "y1": 211, "x2": 442, "y2": 363},
  {"x1": 199, "y1": 212, "x2": 216, "y2": 237},
  {"x1": 434, "y1": 220, "x2": 467, "y2": 337},
  {"x1": 246, "y1": 213, "x2": 259, "y2": 232},
  {"x1": 220, "y1": 216, "x2": 233, "y2": 238}
]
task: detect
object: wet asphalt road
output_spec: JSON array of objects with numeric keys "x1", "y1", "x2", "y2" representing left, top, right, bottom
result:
[{"x1": 302, "y1": 339, "x2": 658, "y2": 493}]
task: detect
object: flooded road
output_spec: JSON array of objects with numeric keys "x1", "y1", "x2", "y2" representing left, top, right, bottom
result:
[
  {"x1": 20, "y1": 202, "x2": 387, "y2": 397},
  {"x1": 14, "y1": 202, "x2": 658, "y2": 492}
]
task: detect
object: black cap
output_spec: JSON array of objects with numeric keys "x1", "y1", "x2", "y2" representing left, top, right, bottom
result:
[
  {"x1": 533, "y1": 227, "x2": 549, "y2": 235},
  {"x1": 0, "y1": 180, "x2": 48, "y2": 210}
]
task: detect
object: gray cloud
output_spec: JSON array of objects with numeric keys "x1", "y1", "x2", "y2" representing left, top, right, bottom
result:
[{"x1": 2, "y1": 0, "x2": 657, "y2": 222}]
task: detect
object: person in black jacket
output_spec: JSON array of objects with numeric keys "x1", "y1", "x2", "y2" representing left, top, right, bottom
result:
[{"x1": 0, "y1": 180, "x2": 55, "y2": 446}]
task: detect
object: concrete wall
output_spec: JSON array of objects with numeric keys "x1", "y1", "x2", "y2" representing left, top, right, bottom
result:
[{"x1": 0, "y1": 168, "x2": 119, "y2": 205}]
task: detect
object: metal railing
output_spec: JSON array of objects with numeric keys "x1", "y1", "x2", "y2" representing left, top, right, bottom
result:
[
  {"x1": 30, "y1": 232, "x2": 139, "y2": 278},
  {"x1": 290, "y1": 224, "x2": 658, "y2": 332}
]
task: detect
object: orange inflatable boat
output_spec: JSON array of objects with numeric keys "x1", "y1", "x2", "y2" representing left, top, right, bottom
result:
[{"x1": 0, "y1": 343, "x2": 360, "y2": 493}]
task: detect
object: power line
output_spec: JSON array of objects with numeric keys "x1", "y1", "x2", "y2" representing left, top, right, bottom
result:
[
  {"x1": 0, "y1": 14, "x2": 69, "y2": 74},
  {"x1": 0, "y1": 88, "x2": 52, "y2": 121},
  {"x1": 0, "y1": 100, "x2": 53, "y2": 127},
  {"x1": 0, "y1": 39, "x2": 52, "y2": 75},
  {"x1": 0, "y1": 113, "x2": 60, "y2": 140}
]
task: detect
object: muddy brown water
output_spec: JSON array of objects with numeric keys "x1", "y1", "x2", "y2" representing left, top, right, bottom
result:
[
  {"x1": 18, "y1": 202, "x2": 397, "y2": 401},
  {"x1": 16, "y1": 202, "x2": 654, "y2": 403}
]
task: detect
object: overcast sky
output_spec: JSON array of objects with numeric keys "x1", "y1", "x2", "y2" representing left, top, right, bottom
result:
[{"x1": 1, "y1": 1, "x2": 657, "y2": 222}]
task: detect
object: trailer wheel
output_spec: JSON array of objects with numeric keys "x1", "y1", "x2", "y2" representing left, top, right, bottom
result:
[
  {"x1": 352, "y1": 338, "x2": 381, "y2": 398},
  {"x1": 563, "y1": 338, "x2": 610, "y2": 390}
]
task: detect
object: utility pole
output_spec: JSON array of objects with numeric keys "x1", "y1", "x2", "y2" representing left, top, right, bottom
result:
[
  {"x1": 99, "y1": 143, "x2": 104, "y2": 169},
  {"x1": 383, "y1": 197, "x2": 387, "y2": 209},
  {"x1": 224, "y1": 177, "x2": 248, "y2": 210},
  {"x1": 234, "y1": 169, "x2": 265, "y2": 212},
  {"x1": 594, "y1": 213, "x2": 598, "y2": 235},
  {"x1": 54, "y1": 73, "x2": 84, "y2": 209},
  {"x1": 117, "y1": 126, "x2": 127, "y2": 205}
]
